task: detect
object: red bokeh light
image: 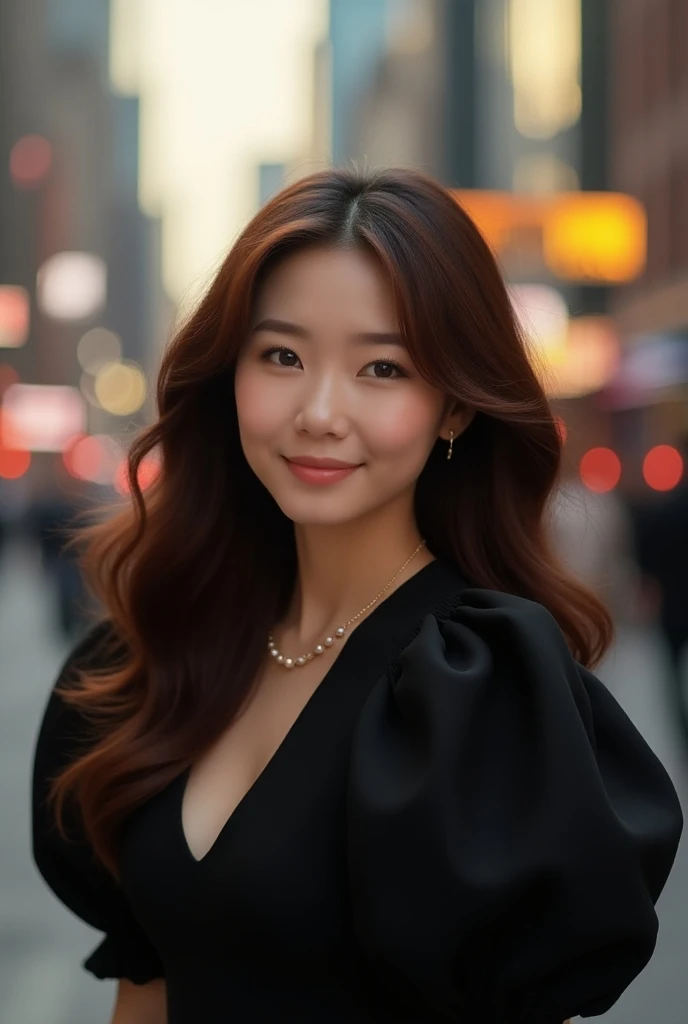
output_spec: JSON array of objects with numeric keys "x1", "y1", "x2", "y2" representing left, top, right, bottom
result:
[
  {"x1": 643, "y1": 445, "x2": 684, "y2": 492},
  {"x1": 63, "y1": 434, "x2": 105, "y2": 481},
  {"x1": 115, "y1": 455, "x2": 161, "y2": 495},
  {"x1": 0, "y1": 286, "x2": 30, "y2": 347},
  {"x1": 0, "y1": 446, "x2": 31, "y2": 479},
  {"x1": 10, "y1": 135, "x2": 53, "y2": 189},
  {"x1": 579, "y1": 447, "x2": 622, "y2": 492}
]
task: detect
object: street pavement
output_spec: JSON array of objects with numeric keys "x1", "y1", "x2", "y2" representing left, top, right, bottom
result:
[{"x1": 1, "y1": 538, "x2": 686, "y2": 1024}]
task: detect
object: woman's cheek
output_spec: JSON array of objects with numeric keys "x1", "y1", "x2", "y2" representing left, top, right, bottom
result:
[
  {"x1": 364, "y1": 395, "x2": 440, "y2": 458},
  {"x1": 235, "y1": 371, "x2": 285, "y2": 440}
]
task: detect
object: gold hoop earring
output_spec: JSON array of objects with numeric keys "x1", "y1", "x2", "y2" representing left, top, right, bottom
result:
[{"x1": 446, "y1": 430, "x2": 454, "y2": 461}]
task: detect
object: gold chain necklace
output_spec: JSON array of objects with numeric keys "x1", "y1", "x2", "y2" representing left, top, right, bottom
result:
[{"x1": 267, "y1": 539, "x2": 427, "y2": 670}]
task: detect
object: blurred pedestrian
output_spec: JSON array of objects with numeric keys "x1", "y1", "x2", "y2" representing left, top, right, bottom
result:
[
  {"x1": 547, "y1": 468, "x2": 639, "y2": 629},
  {"x1": 25, "y1": 458, "x2": 97, "y2": 641}
]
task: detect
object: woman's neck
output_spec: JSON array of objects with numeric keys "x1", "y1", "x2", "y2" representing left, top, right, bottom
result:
[{"x1": 280, "y1": 511, "x2": 432, "y2": 647}]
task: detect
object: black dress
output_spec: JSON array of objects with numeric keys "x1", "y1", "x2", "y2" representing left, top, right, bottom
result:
[{"x1": 31, "y1": 558, "x2": 683, "y2": 1024}]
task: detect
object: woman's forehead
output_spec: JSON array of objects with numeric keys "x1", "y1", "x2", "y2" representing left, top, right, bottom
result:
[{"x1": 253, "y1": 246, "x2": 399, "y2": 335}]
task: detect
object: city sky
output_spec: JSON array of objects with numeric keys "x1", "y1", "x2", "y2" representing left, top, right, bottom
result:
[{"x1": 110, "y1": 0, "x2": 328, "y2": 305}]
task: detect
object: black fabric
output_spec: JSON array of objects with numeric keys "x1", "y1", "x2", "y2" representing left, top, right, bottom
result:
[
  {"x1": 31, "y1": 560, "x2": 683, "y2": 1023},
  {"x1": 31, "y1": 622, "x2": 165, "y2": 985}
]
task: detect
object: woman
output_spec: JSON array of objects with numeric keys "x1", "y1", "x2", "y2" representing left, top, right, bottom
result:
[{"x1": 32, "y1": 168, "x2": 682, "y2": 1024}]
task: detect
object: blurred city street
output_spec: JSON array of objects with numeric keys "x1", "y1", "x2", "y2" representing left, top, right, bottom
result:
[{"x1": 1, "y1": 533, "x2": 687, "y2": 1024}]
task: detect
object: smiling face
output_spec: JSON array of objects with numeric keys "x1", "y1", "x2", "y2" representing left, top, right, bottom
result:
[{"x1": 234, "y1": 244, "x2": 471, "y2": 527}]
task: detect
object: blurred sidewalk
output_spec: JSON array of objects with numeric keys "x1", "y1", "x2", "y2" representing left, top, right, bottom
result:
[
  {"x1": 0, "y1": 538, "x2": 687, "y2": 1023},
  {"x1": 0, "y1": 538, "x2": 114, "y2": 1024}
]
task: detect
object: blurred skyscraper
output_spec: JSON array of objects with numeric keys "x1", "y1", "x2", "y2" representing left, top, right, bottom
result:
[
  {"x1": 333, "y1": 0, "x2": 477, "y2": 184},
  {"x1": 608, "y1": 0, "x2": 688, "y2": 340},
  {"x1": 0, "y1": 0, "x2": 164, "y2": 440},
  {"x1": 329, "y1": 0, "x2": 389, "y2": 166},
  {"x1": 337, "y1": 0, "x2": 602, "y2": 219}
]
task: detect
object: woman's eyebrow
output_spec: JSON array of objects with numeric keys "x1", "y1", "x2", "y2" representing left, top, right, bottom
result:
[
  {"x1": 355, "y1": 331, "x2": 406, "y2": 348},
  {"x1": 252, "y1": 319, "x2": 406, "y2": 348},
  {"x1": 252, "y1": 318, "x2": 309, "y2": 338}
]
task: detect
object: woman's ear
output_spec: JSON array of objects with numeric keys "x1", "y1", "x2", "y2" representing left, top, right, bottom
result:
[{"x1": 440, "y1": 403, "x2": 475, "y2": 442}]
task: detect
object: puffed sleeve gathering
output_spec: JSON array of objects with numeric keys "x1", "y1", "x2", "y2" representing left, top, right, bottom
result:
[
  {"x1": 31, "y1": 623, "x2": 164, "y2": 984},
  {"x1": 348, "y1": 589, "x2": 683, "y2": 1024}
]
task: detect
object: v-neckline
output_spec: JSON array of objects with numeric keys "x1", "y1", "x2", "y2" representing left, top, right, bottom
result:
[{"x1": 177, "y1": 556, "x2": 466, "y2": 866}]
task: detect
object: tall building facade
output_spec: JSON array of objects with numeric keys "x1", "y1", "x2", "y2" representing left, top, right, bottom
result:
[
  {"x1": 0, "y1": 0, "x2": 163, "y2": 403},
  {"x1": 608, "y1": 0, "x2": 688, "y2": 337},
  {"x1": 329, "y1": 0, "x2": 389, "y2": 166},
  {"x1": 336, "y1": 0, "x2": 477, "y2": 185}
]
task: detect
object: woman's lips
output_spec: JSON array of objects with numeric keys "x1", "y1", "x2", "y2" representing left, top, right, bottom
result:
[{"x1": 283, "y1": 457, "x2": 361, "y2": 486}]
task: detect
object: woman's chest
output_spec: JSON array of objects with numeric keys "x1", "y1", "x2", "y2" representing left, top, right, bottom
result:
[
  {"x1": 118, "y1": 655, "x2": 374, "y2": 960},
  {"x1": 180, "y1": 653, "x2": 343, "y2": 862}
]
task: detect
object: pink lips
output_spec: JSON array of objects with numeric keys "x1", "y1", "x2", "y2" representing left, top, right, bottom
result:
[{"x1": 283, "y1": 456, "x2": 361, "y2": 486}]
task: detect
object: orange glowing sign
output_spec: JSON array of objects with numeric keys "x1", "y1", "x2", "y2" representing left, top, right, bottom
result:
[{"x1": 452, "y1": 190, "x2": 647, "y2": 283}]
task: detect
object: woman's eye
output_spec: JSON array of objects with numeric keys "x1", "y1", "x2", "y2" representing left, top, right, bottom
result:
[
  {"x1": 259, "y1": 346, "x2": 407, "y2": 380},
  {"x1": 360, "y1": 360, "x2": 408, "y2": 380},
  {"x1": 261, "y1": 346, "x2": 301, "y2": 368}
]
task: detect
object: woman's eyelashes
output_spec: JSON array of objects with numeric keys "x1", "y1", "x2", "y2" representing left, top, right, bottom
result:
[{"x1": 258, "y1": 345, "x2": 409, "y2": 380}]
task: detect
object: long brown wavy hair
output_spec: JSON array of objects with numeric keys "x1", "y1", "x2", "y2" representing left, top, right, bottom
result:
[{"x1": 51, "y1": 167, "x2": 613, "y2": 877}]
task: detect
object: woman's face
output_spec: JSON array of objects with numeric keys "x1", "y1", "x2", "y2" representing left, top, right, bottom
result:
[{"x1": 234, "y1": 244, "x2": 469, "y2": 527}]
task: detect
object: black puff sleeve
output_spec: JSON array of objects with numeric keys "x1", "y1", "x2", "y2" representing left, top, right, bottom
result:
[
  {"x1": 348, "y1": 589, "x2": 683, "y2": 1024},
  {"x1": 31, "y1": 623, "x2": 164, "y2": 984}
]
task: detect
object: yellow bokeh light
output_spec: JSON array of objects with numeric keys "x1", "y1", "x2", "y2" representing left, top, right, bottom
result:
[
  {"x1": 453, "y1": 190, "x2": 647, "y2": 284},
  {"x1": 94, "y1": 361, "x2": 147, "y2": 416},
  {"x1": 543, "y1": 194, "x2": 647, "y2": 283}
]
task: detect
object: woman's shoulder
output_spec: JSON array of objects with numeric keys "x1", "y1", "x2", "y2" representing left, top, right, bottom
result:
[
  {"x1": 405, "y1": 579, "x2": 579, "y2": 679},
  {"x1": 347, "y1": 581, "x2": 684, "y2": 1020}
]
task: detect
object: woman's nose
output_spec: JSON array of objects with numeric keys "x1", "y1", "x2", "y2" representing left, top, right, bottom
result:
[{"x1": 293, "y1": 373, "x2": 349, "y2": 437}]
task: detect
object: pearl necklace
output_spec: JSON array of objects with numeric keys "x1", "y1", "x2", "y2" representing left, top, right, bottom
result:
[{"x1": 267, "y1": 539, "x2": 427, "y2": 670}]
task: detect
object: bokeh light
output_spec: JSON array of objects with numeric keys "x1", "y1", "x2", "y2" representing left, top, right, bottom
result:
[
  {"x1": 115, "y1": 453, "x2": 161, "y2": 495},
  {"x1": 643, "y1": 445, "x2": 684, "y2": 492},
  {"x1": 0, "y1": 286, "x2": 30, "y2": 348},
  {"x1": 94, "y1": 361, "x2": 147, "y2": 415},
  {"x1": 9, "y1": 134, "x2": 53, "y2": 188},
  {"x1": 63, "y1": 433, "x2": 122, "y2": 484},
  {"x1": 579, "y1": 447, "x2": 622, "y2": 493},
  {"x1": 37, "y1": 251, "x2": 107, "y2": 321},
  {"x1": 2, "y1": 383, "x2": 86, "y2": 452},
  {"x1": 551, "y1": 316, "x2": 620, "y2": 399},
  {"x1": 509, "y1": 284, "x2": 569, "y2": 364},
  {"x1": 0, "y1": 445, "x2": 31, "y2": 479},
  {"x1": 77, "y1": 327, "x2": 123, "y2": 373}
]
